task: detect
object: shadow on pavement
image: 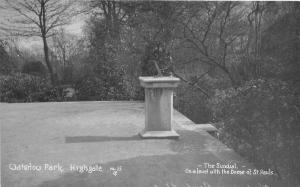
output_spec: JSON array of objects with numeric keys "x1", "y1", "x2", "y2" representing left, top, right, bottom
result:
[
  {"x1": 65, "y1": 135, "x2": 141, "y2": 143},
  {"x1": 38, "y1": 130, "x2": 286, "y2": 187}
]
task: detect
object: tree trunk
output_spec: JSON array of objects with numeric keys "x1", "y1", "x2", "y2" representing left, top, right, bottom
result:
[{"x1": 42, "y1": 35, "x2": 55, "y2": 86}]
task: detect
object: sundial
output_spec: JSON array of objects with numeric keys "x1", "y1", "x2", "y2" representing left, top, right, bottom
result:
[{"x1": 139, "y1": 59, "x2": 180, "y2": 138}]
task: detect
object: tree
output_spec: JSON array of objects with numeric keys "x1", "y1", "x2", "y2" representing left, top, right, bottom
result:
[
  {"x1": 173, "y1": 2, "x2": 247, "y2": 87},
  {"x1": 51, "y1": 28, "x2": 87, "y2": 84},
  {"x1": 88, "y1": 0, "x2": 129, "y2": 40},
  {"x1": 2, "y1": 0, "x2": 78, "y2": 85}
]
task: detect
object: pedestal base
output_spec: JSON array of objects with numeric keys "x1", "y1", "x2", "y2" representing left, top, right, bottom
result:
[
  {"x1": 139, "y1": 130, "x2": 179, "y2": 139},
  {"x1": 139, "y1": 76, "x2": 181, "y2": 139}
]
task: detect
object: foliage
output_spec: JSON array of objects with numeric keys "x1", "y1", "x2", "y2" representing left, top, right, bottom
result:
[
  {"x1": 261, "y1": 11, "x2": 299, "y2": 92},
  {"x1": 0, "y1": 41, "x2": 15, "y2": 74},
  {"x1": 0, "y1": 73, "x2": 63, "y2": 102},
  {"x1": 174, "y1": 84, "x2": 212, "y2": 123},
  {"x1": 209, "y1": 79, "x2": 300, "y2": 180},
  {"x1": 123, "y1": 2, "x2": 179, "y2": 76},
  {"x1": 75, "y1": 64, "x2": 129, "y2": 101},
  {"x1": 75, "y1": 75, "x2": 129, "y2": 101},
  {"x1": 21, "y1": 61, "x2": 47, "y2": 77},
  {"x1": 82, "y1": 9, "x2": 131, "y2": 101},
  {"x1": 75, "y1": 75, "x2": 105, "y2": 101}
]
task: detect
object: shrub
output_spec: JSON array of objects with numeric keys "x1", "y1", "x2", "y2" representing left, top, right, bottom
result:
[
  {"x1": 174, "y1": 83, "x2": 212, "y2": 123},
  {"x1": 21, "y1": 61, "x2": 47, "y2": 77},
  {"x1": 0, "y1": 73, "x2": 62, "y2": 102},
  {"x1": 209, "y1": 79, "x2": 300, "y2": 181},
  {"x1": 0, "y1": 43, "x2": 15, "y2": 75},
  {"x1": 75, "y1": 76, "x2": 106, "y2": 101},
  {"x1": 75, "y1": 74, "x2": 129, "y2": 101},
  {"x1": 174, "y1": 74, "x2": 227, "y2": 124}
]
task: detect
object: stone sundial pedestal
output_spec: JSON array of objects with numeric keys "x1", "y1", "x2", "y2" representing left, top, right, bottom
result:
[{"x1": 139, "y1": 76, "x2": 180, "y2": 139}]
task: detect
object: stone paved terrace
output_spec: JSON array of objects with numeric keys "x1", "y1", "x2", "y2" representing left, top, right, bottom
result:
[{"x1": 0, "y1": 101, "x2": 288, "y2": 187}]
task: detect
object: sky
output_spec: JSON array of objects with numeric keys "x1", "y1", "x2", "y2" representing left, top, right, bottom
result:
[{"x1": 0, "y1": 0, "x2": 86, "y2": 50}]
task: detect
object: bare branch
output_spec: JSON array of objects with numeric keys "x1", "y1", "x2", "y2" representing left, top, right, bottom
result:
[
  {"x1": 172, "y1": 71, "x2": 210, "y2": 97},
  {"x1": 2, "y1": 0, "x2": 79, "y2": 86}
]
